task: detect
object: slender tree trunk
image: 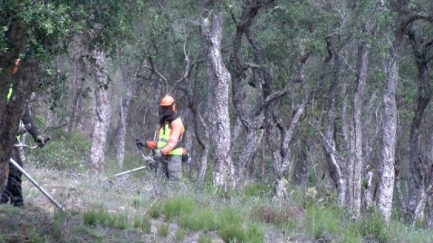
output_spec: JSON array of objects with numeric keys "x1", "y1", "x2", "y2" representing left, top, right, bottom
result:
[
  {"x1": 352, "y1": 44, "x2": 369, "y2": 219},
  {"x1": 321, "y1": 46, "x2": 346, "y2": 206},
  {"x1": 89, "y1": 50, "x2": 111, "y2": 173},
  {"x1": 117, "y1": 86, "x2": 132, "y2": 168},
  {"x1": 378, "y1": 32, "x2": 404, "y2": 223},
  {"x1": 201, "y1": 8, "x2": 234, "y2": 189},
  {"x1": 405, "y1": 26, "x2": 432, "y2": 224}
]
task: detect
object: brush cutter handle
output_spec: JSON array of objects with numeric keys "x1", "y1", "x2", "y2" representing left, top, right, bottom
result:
[{"x1": 14, "y1": 136, "x2": 51, "y2": 149}]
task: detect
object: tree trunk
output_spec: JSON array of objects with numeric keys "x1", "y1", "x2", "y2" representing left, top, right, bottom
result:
[
  {"x1": 405, "y1": 25, "x2": 432, "y2": 224},
  {"x1": 377, "y1": 24, "x2": 406, "y2": 222},
  {"x1": 0, "y1": 15, "x2": 27, "y2": 193},
  {"x1": 116, "y1": 86, "x2": 132, "y2": 168},
  {"x1": 89, "y1": 50, "x2": 111, "y2": 173},
  {"x1": 351, "y1": 43, "x2": 369, "y2": 219},
  {"x1": 322, "y1": 49, "x2": 346, "y2": 206},
  {"x1": 201, "y1": 9, "x2": 234, "y2": 188}
]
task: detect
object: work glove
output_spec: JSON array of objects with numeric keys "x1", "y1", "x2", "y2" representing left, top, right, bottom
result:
[
  {"x1": 136, "y1": 139, "x2": 144, "y2": 149},
  {"x1": 153, "y1": 149, "x2": 164, "y2": 161},
  {"x1": 145, "y1": 141, "x2": 157, "y2": 149},
  {"x1": 181, "y1": 153, "x2": 190, "y2": 163},
  {"x1": 35, "y1": 135, "x2": 46, "y2": 148}
]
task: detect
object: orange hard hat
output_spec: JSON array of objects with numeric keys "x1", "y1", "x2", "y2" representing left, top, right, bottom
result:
[{"x1": 160, "y1": 95, "x2": 175, "y2": 106}]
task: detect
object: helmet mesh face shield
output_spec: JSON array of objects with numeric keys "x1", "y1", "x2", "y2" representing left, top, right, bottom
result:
[{"x1": 159, "y1": 105, "x2": 174, "y2": 116}]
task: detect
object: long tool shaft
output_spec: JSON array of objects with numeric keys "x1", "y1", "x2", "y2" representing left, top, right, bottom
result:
[
  {"x1": 114, "y1": 165, "x2": 148, "y2": 177},
  {"x1": 9, "y1": 158, "x2": 64, "y2": 212}
]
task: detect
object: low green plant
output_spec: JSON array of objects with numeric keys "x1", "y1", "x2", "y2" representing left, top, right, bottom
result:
[
  {"x1": 305, "y1": 204, "x2": 342, "y2": 240},
  {"x1": 178, "y1": 206, "x2": 218, "y2": 231},
  {"x1": 174, "y1": 229, "x2": 185, "y2": 242},
  {"x1": 133, "y1": 215, "x2": 151, "y2": 233},
  {"x1": 157, "y1": 223, "x2": 169, "y2": 237},
  {"x1": 83, "y1": 206, "x2": 111, "y2": 226},
  {"x1": 241, "y1": 183, "x2": 270, "y2": 198},
  {"x1": 198, "y1": 233, "x2": 212, "y2": 243},
  {"x1": 219, "y1": 224, "x2": 246, "y2": 243},
  {"x1": 246, "y1": 223, "x2": 265, "y2": 243},
  {"x1": 162, "y1": 196, "x2": 196, "y2": 221},
  {"x1": 359, "y1": 210, "x2": 389, "y2": 243},
  {"x1": 217, "y1": 207, "x2": 243, "y2": 226},
  {"x1": 147, "y1": 203, "x2": 162, "y2": 218},
  {"x1": 52, "y1": 211, "x2": 64, "y2": 240},
  {"x1": 27, "y1": 131, "x2": 90, "y2": 171},
  {"x1": 131, "y1": 196, "x2": 144, "y2": 208},
  {"x1": 107, "y1": 213, "x2": 128, "y2": 230}
]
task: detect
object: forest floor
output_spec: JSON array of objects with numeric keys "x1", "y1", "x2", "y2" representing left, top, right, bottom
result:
[{"x1": 0, "y1": 164, "x2": 310, "y2": 243}]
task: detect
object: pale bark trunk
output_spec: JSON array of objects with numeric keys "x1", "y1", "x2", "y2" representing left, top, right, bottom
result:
[
  {"x1": 352, "y1": 44, "x2": 369, "y2": 219},
  {"x1": 376, "y1": 9, "x2": 433, "y2": 220},
  {"x1": 89, "y1": 50, "x2": 111, "y2": 173},
  {"x1": 117, "y1": 86, "x2": 132, "y2": 168},
  {"x1": 378, "y1": 34, "x2": 404, "y2": 222},
  {"x1": 322, "y1": 45, "x2": 346, "y2": 206},
  {"x1": 235, "y1": 130, "x2": 264, "y2": 186},
  {"x1": 201, "y1": 9, "x2": 234, "y2": 189}
]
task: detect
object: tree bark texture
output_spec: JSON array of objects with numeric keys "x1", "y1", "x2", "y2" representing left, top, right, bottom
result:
[
  {"x1": 89, "y1": 50, "x2": 111, "y2": 173},
  {"x1": 351, "y1": 44, "x2": 369, "y2": 219},
  {"x1": 202, "y1": 9, "x2": 234, "y2": 189},
  {"x1": 378, "y1": 33, "x2": 404, "y2": 223},
  {"x1": 405, "y1": 25, "x2": 432, "y2": 224}
]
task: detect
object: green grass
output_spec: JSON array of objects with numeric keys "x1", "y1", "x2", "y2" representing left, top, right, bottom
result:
[
  {"x1": 161, "y1": 196, "x2": 196, "y2": 221},
  {"x1": 133, "y1": 214, "x2": 151, "y2": 233},
  {"x1": 157, "y1": 223, "x2": 170, "y2": 237}
]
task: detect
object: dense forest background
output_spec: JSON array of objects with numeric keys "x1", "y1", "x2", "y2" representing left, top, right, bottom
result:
[{"x1": 1, "y1": 0, "x2": 433, "y2": 231}]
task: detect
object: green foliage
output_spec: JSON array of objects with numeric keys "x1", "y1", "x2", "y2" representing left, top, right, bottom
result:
[
  {"x1": 83, "y1": 206, "x2": 110, "y2": 226},
  {"x1": 162, "y1": 196, "x2": 196, "y2": 221},
  {"x1": 147, "y1": 203, "x2": 162, "y2": 219},
  {"x1": 178, "y1": 207, "x2": 219, "y2": 231},
  {"x1": 174, "y1": 229, "x2": 186, "y2": 242},
  {"x1": 131, "y1": 196, "x2": 144, "y2": 209},
  {"x1": 52, "y1": 211, "x2": 64, "y2": 240},
  {"x1": 217, "y1": 207, "x2": 244, "y2": 226},
  {"x1": 198, "y1": 233, "x2": 212, "y2": 243},
  {"x1": 358, "y1": 211, "x2": 389, "y2": 243},
  {"x1": 157, "y1": 223, "x2": 169, "y2": 237},
  {"x1": 27, "y1": 130, "x2": 90, "y2": 171},
  {"x1": 133, "y1": 214, "x2": 151, "y2": 233},
  {"x1": 241, "y1": 183, "x2": 272, "y2": 198},
  {"x1": 305, "y1": 204, "x2": 342, "y2": 240},
  {"x1": 245, "y1": 223, "x2": 265, "y2": 243},
  {"x1": 219, "y1": 224, "x2": 246, "y2": 243},
  {"x1": 83, "y1": 206, "x2": 128, "y2": 230}
]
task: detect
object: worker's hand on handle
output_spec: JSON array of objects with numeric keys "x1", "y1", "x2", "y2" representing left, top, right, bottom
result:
[
  {"x1": 136, "y1": 139, "x2": 144, "y2": 150},
  {"x1": 35, "y1": 136, "x2": 50, "y2": 148}
]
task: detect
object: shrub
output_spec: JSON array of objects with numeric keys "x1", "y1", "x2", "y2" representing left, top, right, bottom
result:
[
  {"x1": 359, "y1": 211, "x2": 389, "y2": 243},
  {"x1": 157, "y1": 223, "x2": 169, "y2": 237},
  {"x1": 178, "y1": 207, "x2": 219, "y2": 231},
  {"x1": 27, "y1": 131, "x2": 90, "y2": 171},
  {"x1": 245, "y1": 223, "x2": 265, "y2": 243},
  {"x1": 133, "y1": 214, "x2": 151, "y2": 233},
  {"x1": 198, "y1": 233, "x2": 212, "y2": 243},
  {"x1": 162, "y1": 196, "x2": 196, "y2": 221},
  {"x1": 219, "y1": 224, "x2": 246, "y2": 243},
  {"x1": 217, "y1": 207, "x2": 243, "y2": 226}
]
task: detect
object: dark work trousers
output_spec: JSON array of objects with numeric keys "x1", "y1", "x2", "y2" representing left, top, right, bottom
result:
[{"x1": 0, "y1": 146, "x2": 24, "y2": 206}]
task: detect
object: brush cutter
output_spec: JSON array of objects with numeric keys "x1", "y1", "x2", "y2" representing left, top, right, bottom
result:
[{"x1": 12, "y1": 137, "x2": 65, "y2": 212}]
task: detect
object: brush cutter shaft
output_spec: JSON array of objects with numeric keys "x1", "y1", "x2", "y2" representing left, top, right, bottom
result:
[
  {"x1": 115, "y1": 165, "x2": 148, "y2": 177},
  {"x1": 9, "y1": 158, "x2": 64, "y2": 211}
]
